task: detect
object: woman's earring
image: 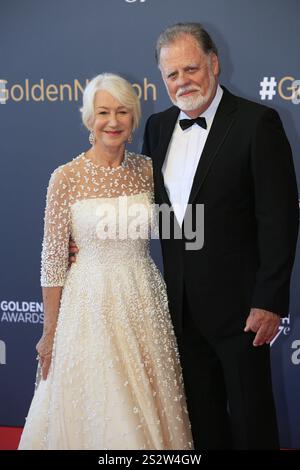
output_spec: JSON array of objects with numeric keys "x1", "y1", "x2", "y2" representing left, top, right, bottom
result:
[
  {"x1": 127, "y1": 133, "x2": 133, "y2": 144},
  {"x1": 89, "y1": 130, "x2": 95, "y2": 145}
]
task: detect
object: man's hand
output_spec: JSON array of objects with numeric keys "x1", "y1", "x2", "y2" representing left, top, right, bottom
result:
[
  {"x1": 244, "y1": 308, "x2": 281, "y2": 346},
  {"x1": 69, "y1": 239, "x2": 78, "y2": 265}
]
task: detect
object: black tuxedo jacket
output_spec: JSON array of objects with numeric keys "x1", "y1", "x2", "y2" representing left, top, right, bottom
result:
[{"x1": 142, "y1": 87, "x2": 299, "y2": 337}]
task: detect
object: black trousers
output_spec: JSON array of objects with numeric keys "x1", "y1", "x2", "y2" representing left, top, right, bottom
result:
[{"x1": 176, "y1": 296, "x2": 279, "y2": 450}]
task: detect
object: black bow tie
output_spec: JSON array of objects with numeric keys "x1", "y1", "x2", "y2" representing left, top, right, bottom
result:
[{"x1": 179, "y1": 116, "x2": 207, "y2": 131}]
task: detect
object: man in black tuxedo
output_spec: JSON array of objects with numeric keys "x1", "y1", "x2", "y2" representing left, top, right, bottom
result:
[{"x1": 142, "y1": 23, "x2": 299, "y2": 449}]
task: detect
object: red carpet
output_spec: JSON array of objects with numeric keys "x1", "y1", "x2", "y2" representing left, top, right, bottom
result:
[
  {"x1": 0, "y1": 426, "x2": 23, "y2": 450},
  {"x1": 0, "y1": 427, "x2": 296, "y2": 451}
]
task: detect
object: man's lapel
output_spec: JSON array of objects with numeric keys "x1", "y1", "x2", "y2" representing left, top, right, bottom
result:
[{"x1": 187, "y1": 87, "x2": 237, "y2": 206}]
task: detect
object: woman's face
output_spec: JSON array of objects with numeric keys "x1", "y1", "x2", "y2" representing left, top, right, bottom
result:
[{"x1": 91, "y1": 90, "x2": 133, "y2": 150}]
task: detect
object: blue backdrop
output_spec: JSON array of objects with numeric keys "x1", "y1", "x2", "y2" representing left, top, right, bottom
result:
[{"x1": 0, "y1": 0, "x2": 299, "y2": 448}]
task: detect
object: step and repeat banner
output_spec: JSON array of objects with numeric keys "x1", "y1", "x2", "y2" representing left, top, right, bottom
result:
[{"x1": 0, "y1": 0, "x2": 299, "y2": 448}]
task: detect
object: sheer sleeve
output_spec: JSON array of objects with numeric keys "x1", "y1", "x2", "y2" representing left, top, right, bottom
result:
[{"x1": 40, "y1": 167, "x2": 71, "y2": 287}]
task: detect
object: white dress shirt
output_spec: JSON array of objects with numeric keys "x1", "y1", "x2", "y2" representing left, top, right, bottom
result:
[{"x1": 162, "y1": 84, "x2": 223, "y2": 226}]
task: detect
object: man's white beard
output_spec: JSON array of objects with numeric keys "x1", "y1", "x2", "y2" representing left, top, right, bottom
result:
[{"x1": 169, "y1": 70, "x2": 216, "y2": 112}]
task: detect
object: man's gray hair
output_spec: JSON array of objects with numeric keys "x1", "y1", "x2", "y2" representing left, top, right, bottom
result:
[{"x1": 155, "y1": 22, "x2": 219, "y2": 65}]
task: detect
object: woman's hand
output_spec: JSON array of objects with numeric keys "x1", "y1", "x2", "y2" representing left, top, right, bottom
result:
[{"x1": 36, "y1": 334, "x2": 54, "y2": 380}]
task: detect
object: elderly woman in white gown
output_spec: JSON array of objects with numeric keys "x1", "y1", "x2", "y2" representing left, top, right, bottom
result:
[{"x1": 18, "y1": 73, "x2": 193, "y2": 450}]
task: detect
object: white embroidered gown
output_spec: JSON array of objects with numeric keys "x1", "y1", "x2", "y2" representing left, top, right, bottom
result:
[{"x1": 19, "y1": 151, "x2": 193, "y2": 450}]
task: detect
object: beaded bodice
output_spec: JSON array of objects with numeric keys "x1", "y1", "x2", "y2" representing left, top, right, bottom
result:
[{"x1": 41, "y1": 151, "x2": 153, "y2": 286}]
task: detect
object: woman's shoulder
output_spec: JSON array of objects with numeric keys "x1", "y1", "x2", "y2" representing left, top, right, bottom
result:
[
  {"x1": 49, "y1": 152, "x2": 86, "y2": 181},
  {"x1": 126, "y1": 152, "x2": 153, "y2": 189},
  {"x1": 127, "y1": 151, "x2": 151, "y2": 160},
  {"x1": 127, "y1": 151, "x2": 152, "y2": 169}
]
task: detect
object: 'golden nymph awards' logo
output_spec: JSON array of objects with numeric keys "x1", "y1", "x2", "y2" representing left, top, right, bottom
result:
[
  {"x1": 0, "y1": 78, "x2": 157, "y2": 104},
  {"x1": 259, "y1": 76, "x2": 300, "y2": 104},
  {"x1": 0, "y1": 300, "x2": 44, "y2": 324},
  {"x1": 270, "y1": 315, "x2": 290, "y2": 346}
]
